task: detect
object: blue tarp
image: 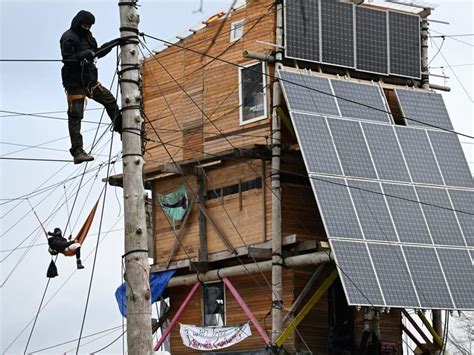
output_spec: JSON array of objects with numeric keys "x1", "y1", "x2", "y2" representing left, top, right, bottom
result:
[{"x1": 115, "y1": 270, "x2": 176, "y2": 317}]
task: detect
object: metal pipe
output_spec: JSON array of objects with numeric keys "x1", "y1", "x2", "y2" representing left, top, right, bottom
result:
[
  {"x1": 429, "y1": 83, "x2": 451, "y2": 92},
  {"x1": 167, "y1": 251, "x2": 332, "y2": 287},
  {"x1": 243, "y1": 50, "x2": 275, "y2": 62}
]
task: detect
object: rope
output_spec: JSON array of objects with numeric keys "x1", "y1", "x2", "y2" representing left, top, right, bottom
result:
[{"x1": 75, "y1": 51, "x2": 121, "y2": 354}]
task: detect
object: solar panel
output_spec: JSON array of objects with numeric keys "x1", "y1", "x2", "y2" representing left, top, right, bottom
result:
[
  {"x1": 347, "y1": 179, "x2": 398, "y2": 242},
  {"x1": 362, "y1": 123, "x2": 411, "y2": 182},
  {"x1": 448, "y1": 190, "x2": 474, "y2": 247},
  {"x1": 367, "y1": 243, "x2": 420, "y2": 307},
  {"x1": 310, "y1": 176, "x2": 363, "y2": 239},
  {"x1": 331, "y1": 79, "x2": 391, "y2": 123},
  {"x1": 327, "y1": 118, "x2": 377, "y2": 179},
  {"x1": 284, "y1": 0, "x2": 320, "y2": 62},
  {"x1": 389, "y1": 12, "x2": 421, "y2": 79},
  {"x1": 356, "y1": 6, "x2": 388, "y2": 75},
  {"x1": 320, "y1": 0, "x2": 355, "y2": 68},
  {"x1": 382, "y1": 183, "x2": 432, "y2": 244},
  {"x1": 278, "y1": 67, "x2": 474, "y2": 310},
  {"x1": 279, "y1": 71, "x2": 340, "y2": 116},
  {"x1": 427, "y1": 131, "x2": 474, "y2": 188},
  {"x1": 395, "y1": 89, "x2": 454, "y2": 131},
  {"x1": 403, "y1": 246, "x2": 454, "y2": 308},
  {"x1": 331, "y1": 240, "x2": 385, "y2": 306},
  {"x1": 395, "y1": 127, "x2": 444, "y2": 185},
  {"x1": 415, "y1": 187, "x2": 465, "y2": 246},
  {"x1": 290, "y1": 113, "x2": 343, "y2": 175},
  {"x1": 437, "y1": 249, "x2": 474, "y2": 309}
]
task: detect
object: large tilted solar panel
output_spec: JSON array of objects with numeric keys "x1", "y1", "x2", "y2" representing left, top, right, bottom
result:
[
  {"x1": 331, "y1": 240, "x2": 474, "y2": 309},
  {"x1": 284, "y1": 0, "x2": 320, "y2": 62},
  {"x1": 320, "y1": 0, "x2": 354, "y2": 68},
  {"x1": 279, "y1": 68, "x2": 474, "y2": 309},
  {"x1": 356, "y1": 6, "x2": 388, "y2": 75},
  {"x1": 389, "y1": 11, "x2": 421, "y2": 79},
  {"x1": 395, "y1": 88, "x2": 454, "y2": 131}
]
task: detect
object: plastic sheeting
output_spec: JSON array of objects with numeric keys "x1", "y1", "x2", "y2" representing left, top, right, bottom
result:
[{"x1": 115, "y1": 270, "x2": 175, "y2": 317}]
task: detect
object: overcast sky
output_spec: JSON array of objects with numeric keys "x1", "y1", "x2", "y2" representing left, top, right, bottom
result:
[{"x1": 0, "y1": 0, "x2": 472, "y2": 354}]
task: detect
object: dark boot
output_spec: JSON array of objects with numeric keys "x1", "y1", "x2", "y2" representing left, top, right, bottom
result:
[
  {"x1": 73, "y1": 150, "x2": 94, "y2": 164},
  {"x1": 76, "y1": 259, "x2": 85, "y2": 269}
]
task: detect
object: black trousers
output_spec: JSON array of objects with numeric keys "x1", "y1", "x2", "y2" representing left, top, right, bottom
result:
[{"x1": 66, "y1": 82, "x2": 122, "y2": 156}]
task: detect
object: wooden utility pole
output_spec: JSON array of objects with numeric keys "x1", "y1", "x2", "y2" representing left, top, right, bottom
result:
[
  {"x1": 118, "y1": 1, "x2": 153, "y2": 354},
  {"x1": 271, "y1": 0, "x2": 284, "y2": 342}
]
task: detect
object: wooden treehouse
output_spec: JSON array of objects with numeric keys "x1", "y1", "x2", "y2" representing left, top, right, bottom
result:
[{"x1": 109, "y1": 0, "x2": 474, "y2": 353}]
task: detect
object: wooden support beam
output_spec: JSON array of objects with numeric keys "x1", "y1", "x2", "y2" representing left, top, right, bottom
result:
[
  {"x1": 196, "y1": 203, "x2": 236, "y2": 254},
  {"x1": 417, "y1": 310, "x2": 444, "y2": 350},
  {"x1": 282, "y1": 264, "x2": 325, "y2": 324},
  {"x1": 164, "y1": 198, "x2": 194, "y2": 268},
  {"x1": 275, "y1": 269, "x2": 338, "y2": 347},
  {"x1": 401, "y1": 310, "x2": 437, "y2": 351},
  {"x1": 247, "y1": 247, "x2": 272, "y2": 260},
  {"x1": 197, "y1": 168, "x2": 208, "y2": 262}
]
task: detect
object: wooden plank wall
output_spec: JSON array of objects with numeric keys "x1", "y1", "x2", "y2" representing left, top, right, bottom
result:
[
  {"x1": 167, "y1": 270, "x2": 295, "y2": 354},
  {"x1": 142, "y1": 0, "x2": 275, "y2": 170},
  {"x1": 152, "y1": 159, "x2": 272, "y2": 265}
]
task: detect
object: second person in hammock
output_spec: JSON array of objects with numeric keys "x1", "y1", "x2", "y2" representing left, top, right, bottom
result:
[{"x1": 47, "y1": 228, "x2": 85, "y2": 269}]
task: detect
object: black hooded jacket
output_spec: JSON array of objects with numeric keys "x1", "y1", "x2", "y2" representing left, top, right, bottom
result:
[{"x1": 60, "y1": 10, "x2": 117, "y2": 90}]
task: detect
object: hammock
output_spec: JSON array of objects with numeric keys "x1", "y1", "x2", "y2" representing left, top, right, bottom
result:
[{"x1": 63, "y1": 197, "x2": 100, "y2": 256}]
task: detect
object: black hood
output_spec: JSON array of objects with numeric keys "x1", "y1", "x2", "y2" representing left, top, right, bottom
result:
[{"x1": 71, "y1": 10, "x2": 95, "y2": 32}]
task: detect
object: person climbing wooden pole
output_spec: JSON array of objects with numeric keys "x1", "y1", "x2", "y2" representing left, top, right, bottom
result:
[{"x1": 118, "y1": 1, "x2": 153, "y2": 353}]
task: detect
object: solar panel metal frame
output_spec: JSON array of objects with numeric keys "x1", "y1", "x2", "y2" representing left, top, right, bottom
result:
[{"x1": 355, "y1": 6, "x2": 389, "y2": 76}]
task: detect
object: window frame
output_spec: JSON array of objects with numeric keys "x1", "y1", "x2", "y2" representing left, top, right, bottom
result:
[
  {"x1": 201, "y1": 280, "x2": 226, "y2": 327},
  {"x1": 230, "y1": 19, "x2": 245, "y2": 42},
  {"x1": 238, "y1": 61, "x2": 268, "y2": 126}
]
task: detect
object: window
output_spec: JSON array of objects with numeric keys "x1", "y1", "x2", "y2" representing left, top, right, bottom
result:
[
  {"x1": 202, "y1": 281, "x2": 225, "y2": 326},
  {"x1": 239, "y1": 62, "x2": 268, "y2": 124},
  {"x1": 230, "y1": 20, "x2": 244, "y2": 42}
]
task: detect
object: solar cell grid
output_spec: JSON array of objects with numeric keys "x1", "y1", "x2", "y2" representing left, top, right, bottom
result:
[
  {"x1": 331, "y1": 240, "x2": 385, "y2": 306},
  {"x1": 367, "y1": 243, "x2": 420, "y2": 307},
  {"x1": 415, "y1": 187, "x2": 465, "y2": 246},
  {"x1": 290, "y1": 113, "x2": 343, "y2": 175},
  {"x1": 310, "y1": 176, "x2": 363, "y2": 239},
  {"x1": 279, "y1": 71, "x2": 340, "y2": 116},
  {"x1": 285, "y1": 0, "x2": 320, "y2": 62},
  {"x1": 395, "y1": 89, "x2": 454, "y2": 131},
  {"x1": 403, "y1": 246, "x2": 454, "y2": 309},
  {"x1": 320, "y1": 0, "x2": 355, "y2": 68},
  {"x1": 356, "y1": 7, "x2": 388, "y2": 75},
  {"x1": 437, "y1": 249, "x2": 474, "y2": 309},
  {"x1": 347, "y1": 179, "x2": 398, "y2": 242},
  {"x1": 395, "y1": 127, "x2": 444, "y2": 185},
  {"x1": 382, "y1": 183, "x2": 432, "y2": 245},
  {"x1": 448, "y1": 190, "x2": 474, "y2": 247},
  {"x1": 389, "y1": 12, "x2": 421, "y2": 79},
  {"x1": 361, "y1": 123, "x2": 411, "y2": 182},
  {"x1": 327, "y1": 118, "x2": 378, "y2": 179},
  {"x1": 331, "y1": 79, "x2": 391, "y2": 123},
  {"x1": 427, "y1": 131, "x2": 474, "y2": 188}
]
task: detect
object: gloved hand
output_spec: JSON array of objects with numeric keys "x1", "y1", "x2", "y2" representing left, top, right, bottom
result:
[{"x1": 77, "y1": 49, "x2": 95, "y2": 60}]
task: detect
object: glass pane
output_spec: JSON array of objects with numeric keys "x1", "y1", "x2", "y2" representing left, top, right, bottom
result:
[{"x1": 241, "y1": 63, "x2": 265, "y2": 122}]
